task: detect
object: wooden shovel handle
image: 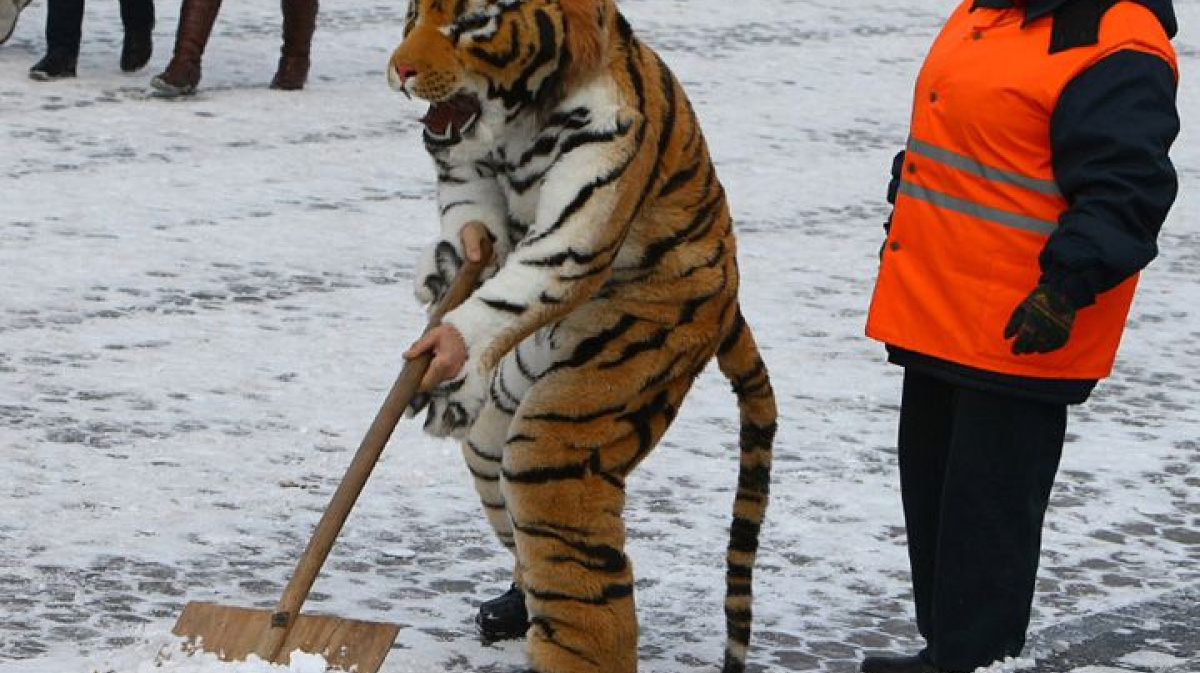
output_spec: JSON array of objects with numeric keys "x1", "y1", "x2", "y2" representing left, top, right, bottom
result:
[{"x1": 260, "y1": 223, "x2": 494, "y2": 662}]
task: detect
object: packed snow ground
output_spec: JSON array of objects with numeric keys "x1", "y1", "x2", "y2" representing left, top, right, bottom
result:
[{"x1": 1, "y1": 1, "x2": 1197, "y2": 672}]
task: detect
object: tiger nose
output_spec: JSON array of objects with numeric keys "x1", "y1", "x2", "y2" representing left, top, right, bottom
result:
[{"x1": 388, "y1": 61, "x2": 419, "y2": 91}]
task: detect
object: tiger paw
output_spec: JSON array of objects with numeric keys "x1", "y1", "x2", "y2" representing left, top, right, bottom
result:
[
  {"x1": 413, "y1": 239, "x2": 466, "y2": 306},
  {"x1": 416, "y1": 359, "x2": 488, "y2": 439}
]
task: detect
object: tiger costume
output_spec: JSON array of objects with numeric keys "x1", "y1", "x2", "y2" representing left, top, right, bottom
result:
[{"x1": 388, "y1": 1, "x2": 777, "y2": 672}]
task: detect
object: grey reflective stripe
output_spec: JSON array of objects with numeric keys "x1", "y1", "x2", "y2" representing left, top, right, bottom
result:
[
  {"x1": 907, "y1": 137, "x2": 1062, "y2": 197},
  {"x1": 898, "y1": 181, "x2": 1058, "y2": 235}
]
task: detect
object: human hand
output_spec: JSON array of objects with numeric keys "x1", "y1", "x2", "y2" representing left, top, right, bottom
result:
[
  {"x1": 402, "y1": 323, "x2": 485, "y2": 438},
  {"x1": 459, "y1": 223, "x2": 489, "y2": 264},
  {"x1": 1003, "y1": 285, "x2": 1076, "y2": 355},
  {"x1": 404, "y1": 323, "x2": 468, "y2": 391}
]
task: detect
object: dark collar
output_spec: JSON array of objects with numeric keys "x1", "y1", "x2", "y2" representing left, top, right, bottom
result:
[
  {"x1": 970, "y1": 0, "x2": 1121, "y2": 52},
  {"x1": 970, "y1": 0, "x2": 1072, "y2": 25}
]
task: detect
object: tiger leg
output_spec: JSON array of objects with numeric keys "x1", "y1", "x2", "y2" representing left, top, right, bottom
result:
[
  {"x1": 463, "y1": 397, "x2": 519, "y2": 557},
  {"x1": 463, "y1": 337, "x2": 556, "y2": 581},
  {"x1": 503, "y1": 326, "x2": 707, "y2": 673}
]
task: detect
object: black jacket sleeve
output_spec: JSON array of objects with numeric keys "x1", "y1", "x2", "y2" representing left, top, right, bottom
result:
[
  {"x1": 1041, "y1": 49, "x2": 1179, "y2": 308},
  {"x1": 884, "y1": 150, "x2": 906, "y2": 233}
]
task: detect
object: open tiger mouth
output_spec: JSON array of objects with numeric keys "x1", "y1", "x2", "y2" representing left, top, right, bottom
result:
[{"x1": 421, "y1": 93, "x2": 482, "y2": 142}]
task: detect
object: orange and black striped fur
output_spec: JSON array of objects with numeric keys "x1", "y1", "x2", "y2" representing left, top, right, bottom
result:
[{"x1": 389, "y1": 1, "x2": 776, "y2": 671}]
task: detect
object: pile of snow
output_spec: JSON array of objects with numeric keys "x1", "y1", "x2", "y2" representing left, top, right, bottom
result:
[
  {"x1": 5, "y1": 629, "x2": 458, "y2": 673},
  {"x1": 145, "y1": 645, "x2": 329, "y2": 673},
  {"x1": 8, "y1": 634, "x2": 333, "y2": 673}
]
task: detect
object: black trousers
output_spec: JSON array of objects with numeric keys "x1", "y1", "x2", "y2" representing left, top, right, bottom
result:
[
  {"x1": 46, "y1": 0, "x2": 155, "y2": 57},
  {"x1": 897, "y1": 369, "x2": 1066, "y2": 672}
]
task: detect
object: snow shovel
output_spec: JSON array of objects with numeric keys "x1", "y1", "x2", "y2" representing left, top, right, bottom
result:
[{"x1": 172, "y1": 224, "x2": 494, "y2": 673}]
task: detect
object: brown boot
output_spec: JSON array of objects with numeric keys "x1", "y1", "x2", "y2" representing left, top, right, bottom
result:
[
  {"x1": 270, "y1": 0, "x2": 318, "y2": 90},
  {"x1": 150, "y1": 0, "x2": 222, "y2": 97}
]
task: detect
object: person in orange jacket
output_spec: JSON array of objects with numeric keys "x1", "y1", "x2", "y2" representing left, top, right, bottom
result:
[{"x1": 863, "y1": 0, "x2": 1179, "y2": 672}]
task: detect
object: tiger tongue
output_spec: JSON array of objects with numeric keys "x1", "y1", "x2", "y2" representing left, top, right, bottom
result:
[
  {"x1": 421, "y1": 94, "x2": 481, "y2": 137},
  {"x1": 421, "y1": 104, "x2": 455, "y2": 135}
]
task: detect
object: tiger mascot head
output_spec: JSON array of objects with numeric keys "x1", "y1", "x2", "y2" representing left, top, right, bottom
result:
[{"x1": 387, "y1": 0, "x2": 611, "y2": 143}]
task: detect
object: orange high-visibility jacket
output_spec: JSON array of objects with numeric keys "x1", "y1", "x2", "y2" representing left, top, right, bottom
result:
[{"x1": 866, "y1": 0, "x2": 1177, "y2": 380}]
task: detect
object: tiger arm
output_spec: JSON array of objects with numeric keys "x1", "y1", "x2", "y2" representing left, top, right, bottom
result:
[
  {"x1": 442, "y1": 108, "x2": 644, "y2": 372},
  {"x1": 413, "y1": 158, "x2": 511, "y2": 306}
]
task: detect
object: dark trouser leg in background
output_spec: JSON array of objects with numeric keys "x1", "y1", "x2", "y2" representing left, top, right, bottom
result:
[
  {"x1": 118, "y1": 0, "x2": 155, "y2": 72},
  {"x1": 270, "y1": 0, "x2": 318, "y2": 90},
  {"x1": 30, "y1": 0, "x2": 82, "y2": 79},
  {"x1": 897, "y1": 369, "x2": 1066, "y2": 672},
  {"x1": 44, "y1": 0, "x2": 82, "y2": 57},
  {"x1": 150, "y1": 0, "x2": 222, "y2": 96}
]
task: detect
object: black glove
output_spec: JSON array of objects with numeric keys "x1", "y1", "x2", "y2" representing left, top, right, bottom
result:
[{"x1": 1003, "y1": 285, "x2": 1076, "y2": 355}]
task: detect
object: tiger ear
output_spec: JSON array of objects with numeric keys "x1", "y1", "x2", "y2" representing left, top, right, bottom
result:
[{"x1": 559, "y1": 0, "x2": 606, "y2": 86}]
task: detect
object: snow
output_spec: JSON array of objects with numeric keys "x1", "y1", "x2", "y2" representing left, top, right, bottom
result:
[
  {"x1": 1116, "y1": 651, "x2": 1191, "y2": 670},
  {"x1": 1, "y1": 1, "x2": 1198, "y2": 672},
  {"x1": 0, "y1": 638, "x2": 332, "y2": 673}
]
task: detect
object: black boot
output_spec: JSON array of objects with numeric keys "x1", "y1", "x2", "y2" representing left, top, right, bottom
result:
[
  {"x1": 861, "y1": 655, "x2": 947, "y2": 673},
  {"x1": 120, "y1": 30, "x2": 153, "y2": 72},
  {"x1": 34, "y1": 0, "x2": 81, "y2": 80},
  {"x1": 119, "y1": 0, "x2": 155, "y2": 72},
  {"x1": 475, "y1": 584, "x2": 529, "y2": 642},
  {"x1": 29, "y1": 51, "x2": 77, "y2": 80}
]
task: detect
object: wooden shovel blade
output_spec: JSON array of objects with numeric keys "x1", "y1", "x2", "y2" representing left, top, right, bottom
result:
[{"x1": 172, "y1": 601, "x2": 401, "y2": 673}]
